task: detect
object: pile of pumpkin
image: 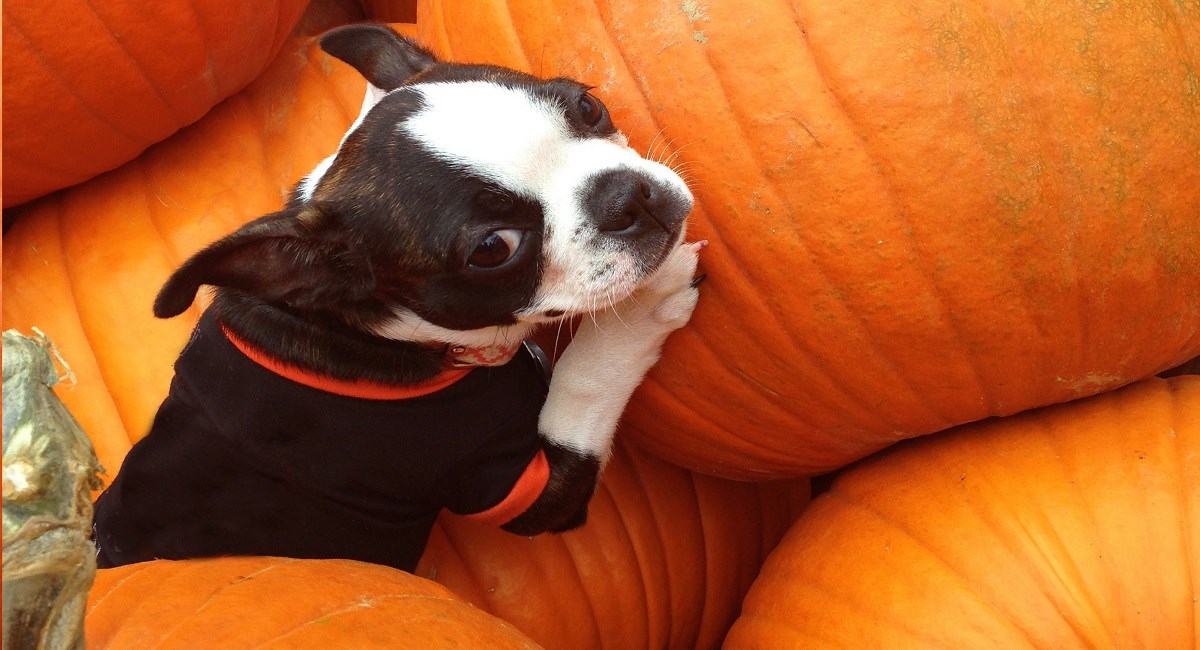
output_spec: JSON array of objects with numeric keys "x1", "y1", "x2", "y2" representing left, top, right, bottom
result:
[{"x1": 5, "y1": 0, "x2": 1198, "y2": 646}]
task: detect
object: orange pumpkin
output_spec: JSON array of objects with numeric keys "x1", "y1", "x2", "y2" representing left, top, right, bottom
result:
[
  {"x1": 86, "y1": 557, "x2": 540, "y2": 649},
  {"x1": 725, "y1": 375, "x2": 1200, "y2": 648},
  {"x1": 2, "y1": 23, "x2": 810, "y2": 648},
  {"x1": 416, "y1": 0, "x2": 1200, "y2": 479},
  {"x1": 2, "y1": 0, "x2": 311, "y2": 207}
]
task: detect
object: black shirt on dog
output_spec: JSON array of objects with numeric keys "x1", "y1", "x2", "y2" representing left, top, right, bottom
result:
[{"x1": 92, "y1": 309, "x2": 549, "y2": 571}]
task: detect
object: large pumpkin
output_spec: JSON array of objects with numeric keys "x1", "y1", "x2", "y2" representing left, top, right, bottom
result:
[
  {"x1": 725, "y1": 375, "x2": 1200, "y2": 648},
  {"x1": 413, "y1": 0, "x2": 1200, "y2": 479},
  {"x1": 2, "y1": 21, "x2": 809, "y2": 649},
  {"x1": 2, "y1": 0, "x2": 310, "y2": 207},
  {"x1": 86, "y1": 557, "x2": 540, "y2": 648}
]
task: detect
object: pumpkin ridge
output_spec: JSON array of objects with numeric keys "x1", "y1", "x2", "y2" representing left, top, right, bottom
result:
[
  {"x1": 430, "y1": 1, "x2": 454, "y2": 58},
  {"x1": 434, "y1": 519, "x2": 501, "y2": 613},
  {"x1": 134, "y1": 163, "x2": 187, "y2": 271},
  {"x1": 986, "y1": 5, "x2": 1092, "y2": 388},
  {"x1": 567, "y1": 487, "x2": 624, "y2": 646},
  {"x1": 51, "y1": 198, "x2": 140, "y2": 443},
  {"x1": 618, "y1": 446, "x2": 681, "y2": 649},
  {"x1": 495, "y1": 1, "x2": 535, "y2": 72},
  {"x1": 177, "y1": 0, "x2": 224, "y2": 102},
  {"x1": 729, "y1": 616, "x2": 838, "y2": 649},
  {"x1": 582, "y1": 0, "x2": 938, "y2": 435},
  {"x1": 306, "y1": 51, "x2": 362, "y2": 130},
  {"x1": 1165, "y1": 379, "x2": 1199, "y2": 643},
  {"x1": 630, "y1": 372, "x2": 807, "y2": 470},
  {"x1": 641, "y1": 319, "x2": 873, "y2": 453},
  {"x1": 2, "y1": 15, "x2": 142, "y2": 148},
  {"x1": 1033, "y1": 418, "x2": 1126, "y2": 647},
  {"x1": 786, "y1": 0, "x2": 1003, "y2": 416},
  {"x1": 228, "y1": 92, "x2": 278, "y2": 193},
  {"x1": 1062, "y1": 389, "x2": 1183, "y2": 642},
  {"x1": 941, "y1": 0, "x2": 1084, "y2": 393},
  {"x1": 77, "y1": 0, "x2": 185, "y2": 125},
  {"x1": 682, "y1": 475, "x2": 717, "y2": 650},
  {"x1": 146, "y1": 558, "x2": 299, "y2": 649},
  {"x1": 738, "y1": 526, "x2": 937, "y2": 647},
  {"x1": 822, "y1": 486, "x2": 1040, "y2": 644},
  {"x1": 922, "y1": 427, "x2": 1112, "y2": 646}
]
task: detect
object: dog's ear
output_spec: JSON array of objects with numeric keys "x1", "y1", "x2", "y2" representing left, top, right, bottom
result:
[
  {"x1": 154, "y1": 206, "x2": 372, "y2": 318},
  {"x1": 319, "y1": 23, "x2": 437, "y2": 91}
]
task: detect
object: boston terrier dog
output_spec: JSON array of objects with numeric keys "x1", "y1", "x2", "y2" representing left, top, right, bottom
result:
[{"x1": 92, "y1": 23, "x2": 703, "y2": 572}]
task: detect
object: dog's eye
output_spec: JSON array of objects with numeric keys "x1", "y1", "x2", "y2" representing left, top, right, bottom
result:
[
  {"x1": 467, "y1": 229, "x2": 524, "y2": 269},
  {"x1": 577, "y1": 93, "x2": 606, "y2": 129}
]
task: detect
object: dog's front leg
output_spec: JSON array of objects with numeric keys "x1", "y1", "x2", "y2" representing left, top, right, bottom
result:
[{"x1": 503, "y1": 241, "x2": 704, "y2": 535}]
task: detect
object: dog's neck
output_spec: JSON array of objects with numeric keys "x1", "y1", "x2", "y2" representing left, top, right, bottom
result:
[{"x1": 213, "y1": 291, "x2": 526, "y2": 384}]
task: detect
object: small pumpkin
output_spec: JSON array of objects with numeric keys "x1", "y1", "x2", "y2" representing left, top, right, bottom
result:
[
  {"x1": 3, "y1": 24, "x2": 810, "y2": 649},
  {"x1": 2, "y1": 0, "x2": 311, "y2": 207},
  {"x1": 86, "y1": 557, "x2": 540, "y2": 649},
  {"x1": 417, "y1": 0, "x2": 1200, "y2": 479},
  {"x1": 725, "y1": 375, "x2": 1200, "y2": 648}
]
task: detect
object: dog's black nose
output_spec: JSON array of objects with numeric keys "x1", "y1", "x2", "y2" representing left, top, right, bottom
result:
[{"x1": 585, "y1": 169, "x2": 688, "y2": 236}]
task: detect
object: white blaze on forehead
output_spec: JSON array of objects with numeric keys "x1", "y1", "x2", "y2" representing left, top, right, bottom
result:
[{"x1": 401, "y1": 81, "x2": 638, "y2": 197}]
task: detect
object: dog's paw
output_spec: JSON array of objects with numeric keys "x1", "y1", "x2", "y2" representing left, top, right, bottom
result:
[
  {"x1": 641, "y1": 240, "x2": 705, "y2": 328},
  {"x1": 645, "y1": 240, "x2": 704, "y2": 296},
  {"x1": 578, "y1": 240, "x2": 705, "y2": 346},
  {"x1": 653, "y1": 281, "x2": 700, "y2": 329}
]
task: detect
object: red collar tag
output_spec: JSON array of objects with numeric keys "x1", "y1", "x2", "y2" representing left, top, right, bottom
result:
[{"x1": 443, "y1": 341, "x2": 523, "y2": 368}]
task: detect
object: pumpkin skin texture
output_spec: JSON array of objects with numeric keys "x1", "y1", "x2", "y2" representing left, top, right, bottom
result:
[
  {"x1": 417, "y1": 0, "x2": 1200, "y2": 479},
  {"x1": 2, "y1": 23, "x2": 811, "y2": 649},
  {"x1": 724, "y1": 375, "x2": 1200, "y2": 649},
  {"x1": 85, "y1": 557, "x2": 541, "y2": 649},
  {"x1": 2, "y1": 0, "x2": 311, "y2": 207}
]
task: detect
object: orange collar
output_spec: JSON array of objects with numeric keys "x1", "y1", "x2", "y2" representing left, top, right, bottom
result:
[{"x1": 221, "y1": 325, "x2": 472, "y2": 400}]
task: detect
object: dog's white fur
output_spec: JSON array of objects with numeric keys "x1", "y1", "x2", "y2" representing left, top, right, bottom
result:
[{"x1": 300, "y1": 82, "x2": 699, "y2": 459}]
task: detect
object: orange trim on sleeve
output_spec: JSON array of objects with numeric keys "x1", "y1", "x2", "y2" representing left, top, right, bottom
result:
[
  {"x1": 221, "y1": 325, "x2": 471, "y2": 400},
  {"x1": 465, "y1": 449, "x2": 551, "y2": 526}
]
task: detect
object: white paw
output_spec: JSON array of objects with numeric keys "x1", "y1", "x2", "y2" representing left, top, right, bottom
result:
[
  {"x1": 629, "y1": 240, "x2": 706, "y2": 330},
  {"x1": 653, "y1": 283, "x2": 699, "y2": 328},
  {"x1": 643, "y1": 240, "x2": 704, "y2": 299}
]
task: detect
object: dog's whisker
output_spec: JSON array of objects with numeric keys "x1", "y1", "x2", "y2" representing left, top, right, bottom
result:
[
  {"x1": 553, "y1": 313, "x2": 568, "y2": 359},
  {"x1": 661, "y1": 139, "x2": 699, "y2": 168},
  {"x1": 649, "y1": 128, "x2": 670, "y2": 163},
  {"x1": 607, "y1": 288, "x2": 630, "y2": 331},
  {"x1": 588, "y1": 295, "x2": 606, "y2": 335}
]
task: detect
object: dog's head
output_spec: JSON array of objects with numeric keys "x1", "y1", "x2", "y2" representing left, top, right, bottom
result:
[{"x1": 156, "y1": 24, "x2": 692, "y2": 346}]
